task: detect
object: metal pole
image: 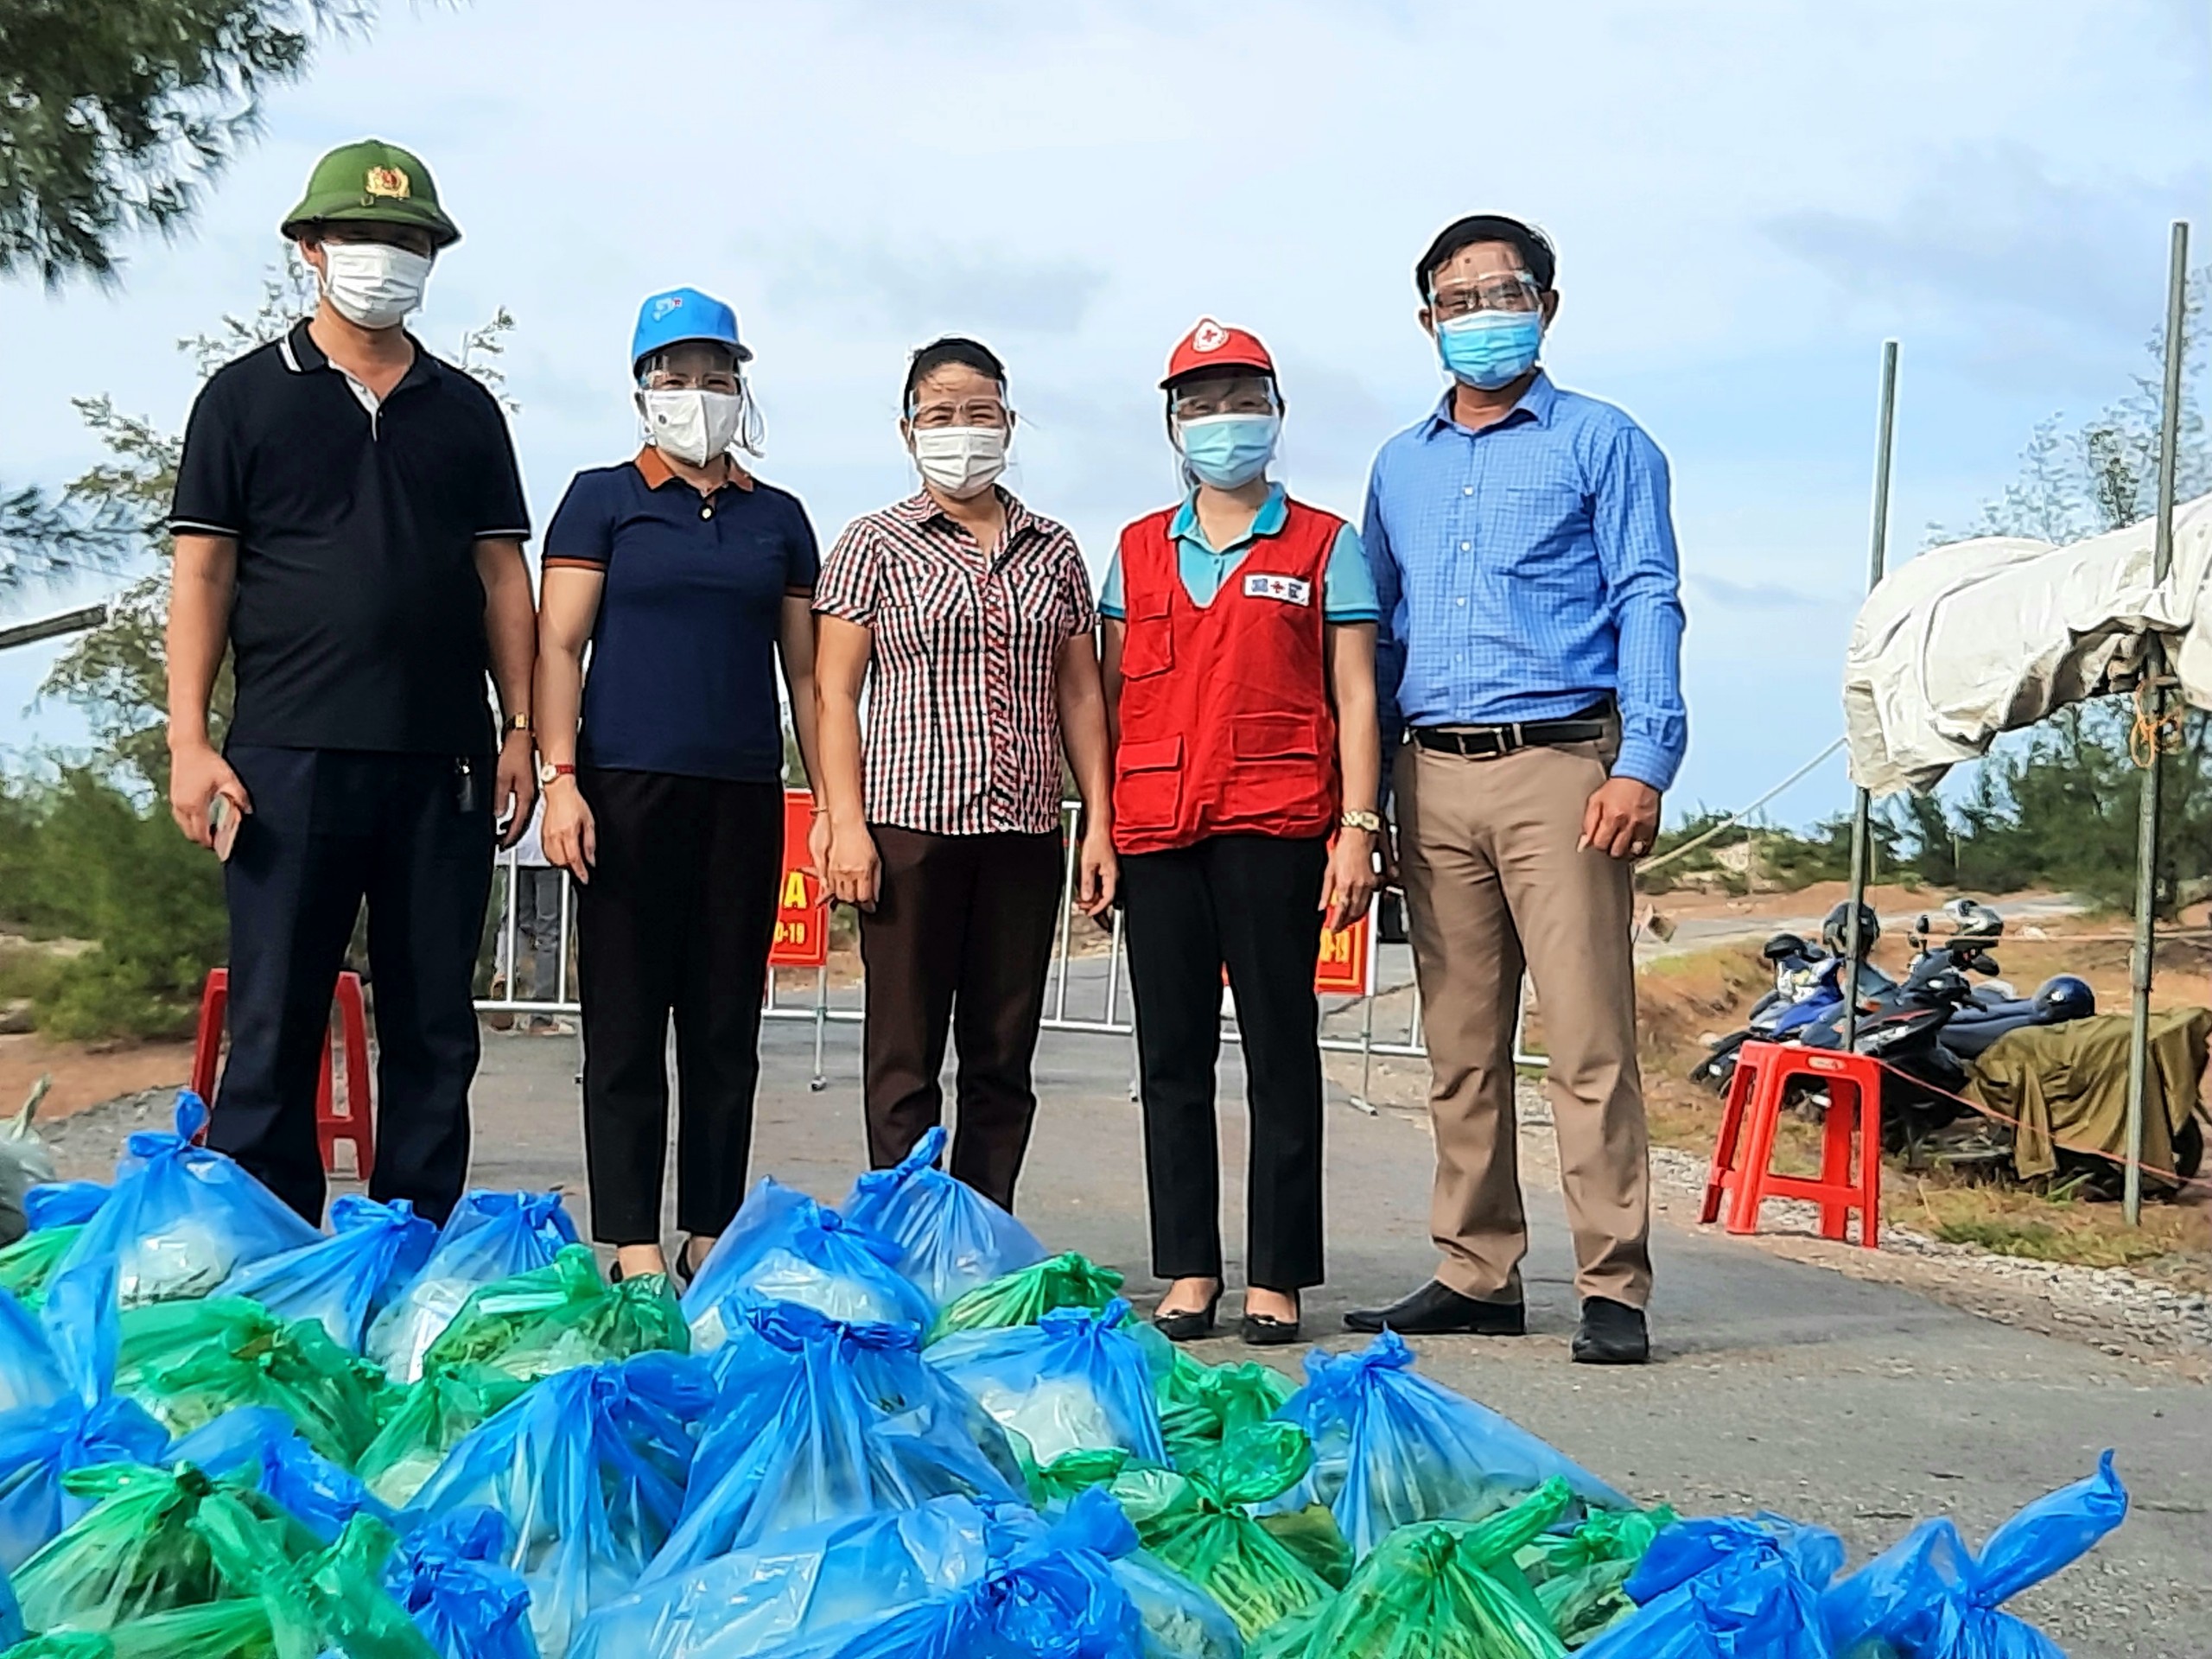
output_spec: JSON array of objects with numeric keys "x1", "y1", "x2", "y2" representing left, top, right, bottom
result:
[
  {"x1": 0, "y1": 603, "x2": 107, "y2": 653},
  {"x1": 1841, "y1": 340, "x2": 1901, "y2": 1048},
  {"x1": 2124, "y1": 219, "x2": 2190, "y2": 1225},
  {"x1": 811, "y1": 964, "x2": 830, "y2": 1093}
]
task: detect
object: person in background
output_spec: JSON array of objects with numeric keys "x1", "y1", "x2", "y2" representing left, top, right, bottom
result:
[
  {"x1": 164, "y1": 138, "x2": 536, "y2": 1227},
  {"x1": 813, "y1": 337, "x2": 1115, "y2": 1211},
  {"x1": 1101, "y1": 319, "x2": 1381, "y2": 1347},
  {"x1": 1351, "y1": 214, "x2": 1687, "y2": 1364},
  {"x1": 534, "y1": 288, "x2": 823, "y2": 1286}
]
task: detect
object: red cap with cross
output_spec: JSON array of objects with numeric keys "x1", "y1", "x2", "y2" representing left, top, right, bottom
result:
[{"x1": 1160, "y1": 317, "x2": 1276, "y2": 387}]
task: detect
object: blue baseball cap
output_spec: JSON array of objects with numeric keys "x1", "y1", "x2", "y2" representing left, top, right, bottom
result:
[{"x1": 631, "y1": 286, "x2": 752, "y2": 371}]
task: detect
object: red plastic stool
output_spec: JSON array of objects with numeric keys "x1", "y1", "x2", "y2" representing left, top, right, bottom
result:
[
  {"x1": 1700, "y1": 1039, "x2": 1882, "y2": 1248},
  {"x1": 189, "y1": 968, "x2": 376, "y2": 1180}
]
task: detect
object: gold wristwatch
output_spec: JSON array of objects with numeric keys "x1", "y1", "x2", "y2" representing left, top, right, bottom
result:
[
  {"x1": 502, "y1": 712, "x2": 531, "y2": 735},
  {"x1": 1341, "y1": 810, "x2": 1383, "y2": 834}
]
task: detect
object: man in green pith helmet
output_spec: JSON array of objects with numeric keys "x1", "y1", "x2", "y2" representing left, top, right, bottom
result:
[{"x1": 164, "y1": 138, "x2": 538, "y2": 1228}]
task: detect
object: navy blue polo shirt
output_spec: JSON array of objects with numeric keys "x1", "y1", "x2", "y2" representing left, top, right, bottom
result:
[{"x1": 544, "y1": 449, "x2": 819, "y2": 782}]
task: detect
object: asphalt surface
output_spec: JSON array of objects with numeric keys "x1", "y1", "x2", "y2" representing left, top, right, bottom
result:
[{"x1": 443, "y1": 1014, "x2": 2208, "y2": 1659}]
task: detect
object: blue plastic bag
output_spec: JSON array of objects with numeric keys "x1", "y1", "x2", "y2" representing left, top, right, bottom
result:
[
  {"x1": 1579, "y1": 1514, "x2": 1846, "y2": 1659},
  {"x1": 367, "y1": 1190, "x2": 580, "y2": 1384},
  {"x1": 683, "y1": 1179, "x2": 933, "y2": 1347},
  {"x1": 391, "y1": 1506, "x2": 544, "y2": 1659},
  {"x1": 652, "y1": 1303, "x2": 1023, "y2": 1574},
  {"x1": 39, "y1": 1093, "x2": 320, "y2": 1391},
  {"x1": 0, "y1": 1392, "x2": 168, "y2": 1569},
  {"x1": 216, "y1": 1194, "x2": 437, "y2": 1351},
  {"x1": 0, "y1": 1289, "x2": 68, "y2": 1418},
  {"x1": 690, "y1": 1301, "x2": 1022, "y2": 1501},
  {"x1": 0, "y1": 1557, "x2": 20, "y2": 1650},
  {"x1": 577, "y1": 1496, "x2": 1004, "y2": 1659},
  {"x1": 926, "y1": 1300, "x2": 1169, "y2": 1474},
  {"x1": 22, "y1": 1183, "x2": 107, "y2": 1230},
  {"x1": 168, "y1": 1405, "x2": 397, "y2": 1543},
  {"x1": 403, "y1": 1351, "x2": 711, "y2": 1658},
  {"x1": 843, "y1": 1127, "x2": 1048, "y2": 1309},
  {"x1": 1264, "y1": 1331, "x2": 1627, "y2": 1557},
  {"x1": 764, "y1": 1488, "x2": 1150, "y2": 1659},
  {"x1": 1822, "y1": 1452, "x2": 2128, "y2": 1659}
]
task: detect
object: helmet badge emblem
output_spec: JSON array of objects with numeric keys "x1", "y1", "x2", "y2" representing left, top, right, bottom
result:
[
  {"x1": 363, "y1": 167, "x2": 411, "y2": 200},
  {"x1": 1191, "y1": 320, "x2": 1228, "y2": 353}
]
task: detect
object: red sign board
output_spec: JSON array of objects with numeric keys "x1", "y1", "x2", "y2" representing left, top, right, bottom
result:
[
  {"x1": 1314, "y1": 908, "x2": 1374, "y2": 998},
  {"x1": 769, "y1": 789, "x2": 829, "y2": 969}
]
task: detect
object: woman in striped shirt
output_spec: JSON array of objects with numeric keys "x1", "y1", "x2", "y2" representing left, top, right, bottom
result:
[{"x1": 813, "y1": 336, "x2": 1116, "y2": 1211}]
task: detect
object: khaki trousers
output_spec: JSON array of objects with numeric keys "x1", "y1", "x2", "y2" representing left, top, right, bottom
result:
[{"x1": 1395, "y1": 732, "x2": 1652, "y2": 1307}]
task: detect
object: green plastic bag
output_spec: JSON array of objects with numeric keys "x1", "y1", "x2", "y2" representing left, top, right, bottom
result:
[
  {"x1": 420, "y1": 1245, "x2": 687, "y2": 1382},
  {"x1": 354, "y1": 1362, "x2": 532, "y2": 1508},
  {"x1": 12, "y1": 1463, "x2": 315, "y2": 1634},
  {"x1": 1251, "y1": 1478, "x2": 1574, "y2": 1659},
  {"x1": 1027, "y1": 1446, "x2": 1132, "y2": 1508},
  {"x1": 0, "y1": 1601, "x2": 277, "y2": 1659},
  {"x1": 0, "y1": 1227, "x2": 79, "y2": 1313},
  {"x1": 1516, "y1": 1505, "x2": 1675, "y2": 1648},
  {"x1": 1159, "y1": 1357, "x2": 1294, "y2": 1470},
  {"x1": 1109, "y1": 1421, "x2": 1333, "y2": 1639},
  {"x1": 927, "y1": 1252, "x2": 1124, "y2": 1341},
  {"x1": 1257, "y1": 1502, "x2": 1354, "y2": 1591},
  {"x1": 111, "y1": 1298, "x2": 389, "y2": 1465},
  {"x1": 192, "y1": 1494, "x2": 438, "y2": 1659}
]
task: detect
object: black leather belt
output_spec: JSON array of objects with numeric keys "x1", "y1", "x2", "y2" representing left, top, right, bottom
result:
[{"x1": 1408, "y1": 704, "x2": 1610, "y2": 760}]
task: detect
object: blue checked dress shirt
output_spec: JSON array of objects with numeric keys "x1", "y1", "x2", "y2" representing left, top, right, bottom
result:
[{"x1": 1362, "y1": 373, "x2": 1688, "y2": 791}]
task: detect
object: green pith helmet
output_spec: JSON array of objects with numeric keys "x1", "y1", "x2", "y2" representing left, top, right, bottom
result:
[{"x1": 280, "y1": 138, "x2": 461, "y2": 248}]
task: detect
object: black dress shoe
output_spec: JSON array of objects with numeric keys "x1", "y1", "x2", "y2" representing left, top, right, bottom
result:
[
  {"x1": 1571, "y1": 1296, "x2": 1649, "y2": 1365},
  {"x1": 1240, "y1": 1294, "x2": 1301, "y2": 1347},
  {"x1": 1343, "y1": 1281, "x2": 1525, "y2": 1336},
  {"x1": 1152, "y1": 1290, "x2": 1222, "y2": 1344}
]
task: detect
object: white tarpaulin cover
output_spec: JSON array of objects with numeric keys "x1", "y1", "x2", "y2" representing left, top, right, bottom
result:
[{"x1": 1844, "y1": 494, "x2": 2212, "y2": 796}]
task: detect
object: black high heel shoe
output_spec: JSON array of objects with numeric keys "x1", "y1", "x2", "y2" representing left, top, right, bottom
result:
[
  {"x1": 1152, "y1": 1287, "x2": 1223, "y2": 1344},
  {"x1": 1240, "y1": 1293, "x2": 1302, "y2": 1347},
  {"x1": 673, "y1": 1236, "x2": 705, "y2": 1293}
]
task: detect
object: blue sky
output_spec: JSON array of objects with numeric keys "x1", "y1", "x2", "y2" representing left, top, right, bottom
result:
[{"x1": 3, "y1": 0, "x2": 2207, "y2": 822}]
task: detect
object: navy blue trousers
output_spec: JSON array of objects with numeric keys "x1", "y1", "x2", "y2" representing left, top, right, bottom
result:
[{"x1": 212, "y1": 746, "x2": 493, "y2": 1225}]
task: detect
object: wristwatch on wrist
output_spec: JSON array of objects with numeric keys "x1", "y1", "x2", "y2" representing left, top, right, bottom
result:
[
  {"x1": 503, "y1": 712, "x2": 531, "y2": 736},
  {"x1": 1341, "y1": 810, "x2": 1384, "y2": 835},
  {"x1": 538, "y1": 761, "x2": 575, "y2": 787}
]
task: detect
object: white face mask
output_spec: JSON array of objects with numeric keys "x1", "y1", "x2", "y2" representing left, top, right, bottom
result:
[
  {"x1": 638, "y1": 389, "x2": 744, "y2": 467},
  {"x1": 318, "y1": 241, "x2": 432, "y2": 330},
  {"x1": 910, "y1": 425, "x2": 1008, "y2": 499}
]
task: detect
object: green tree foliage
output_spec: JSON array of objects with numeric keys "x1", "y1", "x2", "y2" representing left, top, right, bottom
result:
[{"x1": 0, "y1": 0, "x2": 370, "y2": 288}]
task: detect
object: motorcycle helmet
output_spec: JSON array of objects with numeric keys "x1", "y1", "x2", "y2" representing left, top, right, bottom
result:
[
  {"x1": 1942, "y1": 896, "x2": 2005, "y2": 950},
  {"x1": 1762, "y1": 932, "x2": 1810, "y2": 963},
  {"x1": 1821, "y1": 902, "x2": 1880, "y2": 959},
  {"x1": 2032, "y1": 975, "x2": 2096, "y2": 1022}
]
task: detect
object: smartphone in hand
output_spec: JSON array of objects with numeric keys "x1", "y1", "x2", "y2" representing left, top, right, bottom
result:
[{"x1": 210, "y1": 795, "x2": 241, "y2": 862}]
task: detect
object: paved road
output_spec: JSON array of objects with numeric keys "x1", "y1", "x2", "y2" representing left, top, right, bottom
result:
[{"x1": 459, "y1": 1016, "x2": 2204, "y2": 1658}]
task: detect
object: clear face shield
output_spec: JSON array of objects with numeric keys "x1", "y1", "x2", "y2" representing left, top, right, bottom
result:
[
  {"x1": 1426, "y1": 270, "x2": 1544, "y2": 322},
  {"x1": 636, "y1": 346, "x2": 764, "y2": 457}
]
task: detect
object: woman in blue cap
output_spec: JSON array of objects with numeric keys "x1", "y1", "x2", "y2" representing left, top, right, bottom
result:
[{"x1": 535, "y1": 288, "x2": 823, "y2": 1285}]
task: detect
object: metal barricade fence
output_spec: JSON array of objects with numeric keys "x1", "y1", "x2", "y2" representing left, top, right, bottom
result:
[{"x1": 476, "y1": 802, "x2": 1548, "y2": 1093}]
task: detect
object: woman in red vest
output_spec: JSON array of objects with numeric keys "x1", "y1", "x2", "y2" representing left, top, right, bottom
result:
[{"x1": 1100, "y1": 319, "x2": 1382, "y2": 1345}]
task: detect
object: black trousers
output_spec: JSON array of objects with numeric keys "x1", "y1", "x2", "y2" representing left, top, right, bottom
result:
[
  {"x1": 857, "y1": 825, "x2": 1063, "y2": 1211},
  {"x1": 215, "y1": 746, "x2": 493, "y2": 1226},
  {"x1": 1122, "y1": 833, "x2": 1329, "y2": 1291},
  {"x1": 576, "y1": 769, "x2": 781, "y2": 1245}
]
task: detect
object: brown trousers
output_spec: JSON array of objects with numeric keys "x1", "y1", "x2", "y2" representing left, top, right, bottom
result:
[
  {"x1": 857, "y1": 823, "x2": 1064, "y2": 1211},
  {"x1": 1395, "y1": 731, "x2": 1652, "y2": 1307}
]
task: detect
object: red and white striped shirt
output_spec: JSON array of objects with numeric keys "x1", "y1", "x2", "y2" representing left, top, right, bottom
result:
[{"x1": 816, "y1": 490, "x2": 1094, "y2": 836}]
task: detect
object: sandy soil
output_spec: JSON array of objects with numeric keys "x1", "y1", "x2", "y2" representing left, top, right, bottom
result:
[{"x1": 0, "y1": 1032, "x2": 194, "y2": 1123}]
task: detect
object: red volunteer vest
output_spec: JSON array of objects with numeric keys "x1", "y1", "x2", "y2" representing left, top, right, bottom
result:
[{"x1": 1111, "y1": 498, "x2": 1343, "y2": 855}]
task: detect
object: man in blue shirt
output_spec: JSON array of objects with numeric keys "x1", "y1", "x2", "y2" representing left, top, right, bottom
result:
[{"x1": 1349, "y1": 214, "x2": 1687, "y2": 1364}]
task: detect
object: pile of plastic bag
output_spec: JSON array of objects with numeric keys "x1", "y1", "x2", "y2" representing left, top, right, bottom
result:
[{"x1": 0, "y1": 1089, "x2": 2134, "y2": 1659}]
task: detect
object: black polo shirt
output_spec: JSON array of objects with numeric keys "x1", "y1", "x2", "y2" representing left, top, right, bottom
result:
[{"x1": 168, "y1": 321, "x2": 531, "y2": 754}]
